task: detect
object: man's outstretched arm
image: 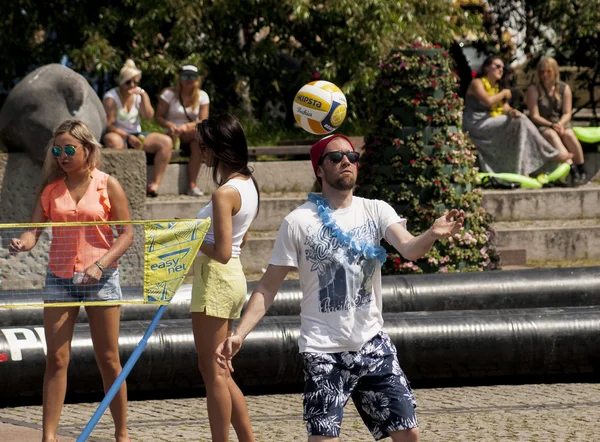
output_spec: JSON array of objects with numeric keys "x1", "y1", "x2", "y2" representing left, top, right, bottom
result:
[{"x1": 385, "y1": 209, "x2": 464, "y2": 261}]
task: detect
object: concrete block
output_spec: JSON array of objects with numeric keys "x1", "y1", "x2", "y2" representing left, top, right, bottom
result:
[
  {"x1": 482, "y1": 185, "x2": 600, "y2": 222},
  {"x1": 146, "y1": 197, "x2": 306, "y2": 231},
  {"x1": 240, "y1": 236, "x2": 277, "y2": 273},
  {"x1": 494, "y1": 219, "x2": 600, "y2": 260},
  {"x1": 150, "y1": 160, "x2": 317, "y2": 195}
]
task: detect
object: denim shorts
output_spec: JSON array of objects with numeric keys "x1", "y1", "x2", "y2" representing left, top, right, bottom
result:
[
  {"x1": 44, "y1": 268, "x2": 123, "y2": 303},
  {"x1": 302, "y1": 331, "x2": 418, "y2": 440}
]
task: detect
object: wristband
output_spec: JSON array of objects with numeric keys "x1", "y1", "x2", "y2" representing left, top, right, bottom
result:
[{"x1": 94, "y1": 261, "x2": 105, "y2": 272}]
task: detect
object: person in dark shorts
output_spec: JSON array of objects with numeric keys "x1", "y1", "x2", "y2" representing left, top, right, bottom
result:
[
  {"x1": 216, "y1": 134, "x2": 465, "y2": 441},
  {"x1": 102, "y1": 59, "x2": 173, "y2": 197}
]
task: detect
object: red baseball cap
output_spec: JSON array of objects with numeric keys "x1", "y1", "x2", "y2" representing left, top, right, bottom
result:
[{"x1": 310, "y1": 134, "x2": 355, "y2": 179}]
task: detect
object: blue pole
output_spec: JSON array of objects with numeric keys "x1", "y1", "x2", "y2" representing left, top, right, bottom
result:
[{"x1": 77, "y1": 304, "x2": 168, "y2": 442}]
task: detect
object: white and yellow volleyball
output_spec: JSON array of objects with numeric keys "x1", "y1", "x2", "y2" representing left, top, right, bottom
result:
[{"x1": 292, "y1": 81, "x2": 347, "y2": 135}]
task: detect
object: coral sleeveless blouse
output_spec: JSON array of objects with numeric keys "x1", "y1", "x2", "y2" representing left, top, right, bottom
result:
[{"x1": 41, "y1": 168, "x2": 116, "y2": 278}]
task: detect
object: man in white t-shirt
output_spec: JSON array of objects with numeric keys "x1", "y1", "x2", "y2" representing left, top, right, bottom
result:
[{"x1": 216, "y1": 134, "x2": 464, "y2": 441}]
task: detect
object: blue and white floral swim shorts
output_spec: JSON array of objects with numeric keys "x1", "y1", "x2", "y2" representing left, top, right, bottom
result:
[{"x1": 302, "y1": 331, "x2": 418, "y2": 440}]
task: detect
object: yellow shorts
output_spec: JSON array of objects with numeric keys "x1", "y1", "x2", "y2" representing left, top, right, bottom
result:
[{"x1": 190, "y1": 255, "x2": 247, "y2": 319}]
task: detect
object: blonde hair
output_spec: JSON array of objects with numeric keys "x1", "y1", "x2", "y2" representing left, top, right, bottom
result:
[
  {"x1": 536, "y1": 57, "x2": 561, "y2": 101},
  {"x1": 119, "y1": 59, "x2": 142, "y2": 85},
  {"x1": 173, "y1": 74, "x2": 202, "y2": 111},
  {"x1": 39, "y1": 120, "x2": 102, "y2": 194}
]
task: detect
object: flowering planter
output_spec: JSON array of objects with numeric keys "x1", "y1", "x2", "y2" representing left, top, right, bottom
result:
[
  {"x1": 391, "y1": 106, "x2": 436, "y2": 126},
  {"x1": 356, "y1": 43, "x2": 500, "y2": 274}
]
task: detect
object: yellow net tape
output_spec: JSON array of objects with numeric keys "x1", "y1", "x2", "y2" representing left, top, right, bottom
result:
[{"x1": 0, "y1": 218, "x2": 210, "y2": 308}]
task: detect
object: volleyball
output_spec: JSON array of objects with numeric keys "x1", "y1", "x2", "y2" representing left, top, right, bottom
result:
[{"x1": 292, "y1": 81, "x2": 347, "y2": 135}]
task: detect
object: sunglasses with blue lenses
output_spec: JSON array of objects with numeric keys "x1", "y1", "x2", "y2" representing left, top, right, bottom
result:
[
  {"x1": 319, "y1": 151, "x2": 360, "y2": 165},
  {"x1": 181, "y1": 74, "x2": 198, "y2": 81},
  {"x1": 52, "y1": 145, "x2": 77, "y2": 157}
]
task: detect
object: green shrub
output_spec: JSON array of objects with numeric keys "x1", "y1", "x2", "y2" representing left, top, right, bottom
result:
[{"x1": 356, "y1": 44, "x2": 500, "y2": 274}]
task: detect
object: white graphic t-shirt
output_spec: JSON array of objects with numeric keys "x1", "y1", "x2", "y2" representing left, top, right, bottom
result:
[{"x1": 269, "y1": 196, "x2": 405, "y2": 353}]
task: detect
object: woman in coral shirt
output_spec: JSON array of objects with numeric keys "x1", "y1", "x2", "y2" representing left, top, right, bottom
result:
[{"x1": 10, "y1": 120, "x2": 133, "y2": 442}]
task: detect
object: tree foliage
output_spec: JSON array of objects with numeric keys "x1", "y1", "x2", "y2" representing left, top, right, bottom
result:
[{"x1": 0, "y1": 0, "x2": 481, "y2": 121}]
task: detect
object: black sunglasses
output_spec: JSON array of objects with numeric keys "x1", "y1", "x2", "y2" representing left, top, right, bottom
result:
[
  {"x1": 126, "y1": 79, "x2": 140, "y2": 86},
  {"x1": 52, "y1": 144, "x2": 77, "y2": 157},
  {"x1": 181, "y1": 74, "x2": 198, "y2": 81},
  {"x1": 319, "y1": 151, "x2": 360, "y2": 165}
]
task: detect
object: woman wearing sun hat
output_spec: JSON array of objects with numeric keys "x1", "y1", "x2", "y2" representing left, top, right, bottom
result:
[
  {"x1": 102, "y1": 59, "x2": 173, "y2": 197},
  {"x1": 156, "y1": 64, "x2": 210, "y2": 196}
]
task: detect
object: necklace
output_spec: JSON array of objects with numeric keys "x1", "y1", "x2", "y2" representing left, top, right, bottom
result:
[
  {"x1": 481, "y1": 77, "x2": 504, "y2": 117},
  {"x1": 307, "y1": 193, "x2": 388, "y2": 265}
]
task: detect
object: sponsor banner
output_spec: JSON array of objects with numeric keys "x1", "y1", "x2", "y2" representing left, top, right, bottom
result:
[{"x1": 144, "y1": 218, "x2": 210, "y2": 303}]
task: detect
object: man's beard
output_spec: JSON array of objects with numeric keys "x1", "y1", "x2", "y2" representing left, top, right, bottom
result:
[{"x1": 324, "y1": 171, "x2": 355, "y2": 191}]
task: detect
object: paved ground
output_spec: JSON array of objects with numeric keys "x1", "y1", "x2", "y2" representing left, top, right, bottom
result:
[{"x1": 1, "y1": 382, "x2": 599, "y2": 441}]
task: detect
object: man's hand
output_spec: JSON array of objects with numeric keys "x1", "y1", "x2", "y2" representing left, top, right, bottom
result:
[
  {"x1": 430, "y1": 209, "x2": 464, "y2": 239},
  {"x1": 215, "y1": 335, "x2": 244, "y2": 372}
]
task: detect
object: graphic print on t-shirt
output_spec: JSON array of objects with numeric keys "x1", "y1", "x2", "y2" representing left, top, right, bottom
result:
[{"x1": 304, "y1": 220, "x2": 378, "y2": 313}]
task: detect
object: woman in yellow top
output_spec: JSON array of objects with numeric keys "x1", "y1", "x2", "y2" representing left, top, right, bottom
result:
[
  {"x1": 527, "y1": 57, "x2": 586, "y2": 184},
  {"x1": 463, "y1": 56, "x2": 571, "y2": 177},
  {"x1": 10, "y1": 120, "x2": 133, "y2": 442}
]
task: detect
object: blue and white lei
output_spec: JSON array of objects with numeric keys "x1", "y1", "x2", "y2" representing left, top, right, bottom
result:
[{"x1": 307, "y1": 193, "x2": 388, "y2": 265}]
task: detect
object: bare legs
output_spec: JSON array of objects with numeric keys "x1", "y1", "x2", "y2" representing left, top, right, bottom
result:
[
  {"x1": 192, "y1": 312, "x2": 254, "y2": 442},
  {"x1": 42, "y1": 307, "x2": 79, "y2": 442},
  {"x1": 41, "y1": 305, "x2": 128, "y2": 442},
  {"x1": 87, "y1": 306, "x2": 129, "y2": 442},
  {"x1": 142, "y1": 133, "x2": 173, "y2": 195},
  {"x1": 542, "y1": 128, "x2": 584, "y2": 165},
  {"x1": 179, "y1": 131, "x2": 202, "y2": 195},
  {"x1": 102, "y1": 132, "x2": 173, "y2": 195}
]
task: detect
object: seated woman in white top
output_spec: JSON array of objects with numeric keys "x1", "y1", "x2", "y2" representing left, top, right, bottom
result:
[
  {"x1": 102, "y1": 59, "x2": 173, "y2": 197},
  {"x1": 155, "y1": 65, "x2": 210, "y2": 196}
]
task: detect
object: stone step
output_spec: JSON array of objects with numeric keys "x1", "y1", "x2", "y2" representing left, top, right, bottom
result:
[
  {"x1": 147, "y1": 185, "x2": 600, "y2": 226},
  {"x1": 146, "y1": 195, "x2": 306, "y2": 231},
  {"x1": 496, "y1": 248, "x2": 527, "y2": 266},
  {"x1": 152, "y1": 151, "x2": 600, "y2": 197},
  {"x1": 149, "y1": 160, "x2": 316, "y2": 196},
  {"x1": 482, "y1": 184, "x2": 600, "y2": 222},
  {"x1": 494, "y1": 218, "x2": 600, "y2": 261}
]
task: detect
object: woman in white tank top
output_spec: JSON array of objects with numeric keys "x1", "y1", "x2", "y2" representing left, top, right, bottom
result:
[{"x1": 191, "y1": 113, "x2": 259, "y2": 442}]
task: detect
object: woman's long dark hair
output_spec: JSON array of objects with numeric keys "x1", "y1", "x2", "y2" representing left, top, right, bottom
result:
[
  {"x1": 475, "y1": 56, "x2": 510, "y2": 89},
  {"x1": 197, "y1": 114, "x2": 260, "y2": 215},
  {"x1": 475, "y1": 56, "x2": 502, "y2": 78}
]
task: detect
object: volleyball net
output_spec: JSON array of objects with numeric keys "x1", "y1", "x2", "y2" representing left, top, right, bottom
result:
[{"x1": 0, "y1": 218, "x2": 210, "y2": 308}]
